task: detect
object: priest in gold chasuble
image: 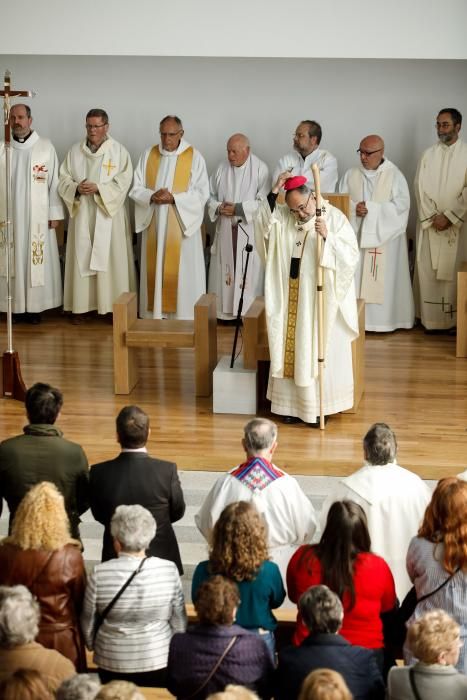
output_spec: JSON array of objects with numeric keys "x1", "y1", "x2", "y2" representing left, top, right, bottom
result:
[
  {"x1": 130, "y1": 115, "x2": 209, "y2": 320},
  {"x1": 255, "y1": 174, "x2": 359, "y2": 425}
]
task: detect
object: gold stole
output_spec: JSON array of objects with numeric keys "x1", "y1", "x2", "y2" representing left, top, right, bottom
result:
[
  {"x1": 284, "y1": 228, "x2": 309, "y2": 378},
  {"x1": 145, "y1": 146, "x2": 194, "y2": 313}
]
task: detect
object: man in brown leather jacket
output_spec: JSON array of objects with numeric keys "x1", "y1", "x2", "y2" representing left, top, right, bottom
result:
[{"x1": 0, "y1": 382, "x2": 90, "y2": 539}]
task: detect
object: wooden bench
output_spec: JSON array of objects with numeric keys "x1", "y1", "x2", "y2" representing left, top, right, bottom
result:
[
  {"x1": 243, "y1": 297, "x2": 365, "y2": 413},
  {"x1": 456, "y1": 261, "x2": 467, "y2": 358},
  {"x1": 113, "y1": 292, "x2": 217, "y2": 396}
]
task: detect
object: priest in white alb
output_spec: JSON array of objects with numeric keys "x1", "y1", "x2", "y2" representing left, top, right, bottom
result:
[
  {"x1": 208, "y1": 133, "x2": 269, "y2": 319},
  {"x1": 58, "y1": 108, "x2": 136, "y2": 319},
  {"x1": 130, "y1": 115, "x2": 209, "y2": 320},
  {"x1": 195, "y1": 417, "x2": 317, "y2": 590},
  {"x1": 320, "y1": 423, "x2": 431, "y2": 599},
  {"x1": 0, "y1": 104, "x2": 63, "y2": 323},
  {"x1": 273, "y1": 120, "x2": 338, "y2": 196},
  {"x1": 339, "y1": 134, "x2": 414, "y2": 332},
  {"x1": 255, "y1": 174, "x2": 359, "y2": 425},
  {"x1": 414, "y1": 108, "x2": 467, "y2": 330}
]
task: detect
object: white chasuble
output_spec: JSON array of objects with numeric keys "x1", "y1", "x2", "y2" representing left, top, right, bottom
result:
[
  {"x1": 340, "y1": 160, "x2": 414, "y2": 331},
  {"x1": 130, "y1": 140, "x2": 209, "y2": 320},
  {"x1": 207, "y1": 154, "x2": 269, "y2": 318},
  {"x1": 0, "y1": 132, "x2": 63, "y2": 313},
  {"x1": 59, "y1": 137, "x2": 136, "y2": 314},
  {"x1": 255, "y1": 200, "x2": 359, "y2": 423},
  {"x1": 273, "y1": 148, "x2": 338, "y2": 195},
  {"x1": 195, "y1": 463, "x2": 317, "y2": 593},
  {"x1": 319, "y1": 463, "x2": 431, "y2": 599},
  {"x1": 414, "y1": 139, "x2": 467, "y2": 329}
]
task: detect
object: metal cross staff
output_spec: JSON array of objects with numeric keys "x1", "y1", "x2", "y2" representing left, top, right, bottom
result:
[{"x1": 0, "y1": 70, "x2": 33, "y2": 400}]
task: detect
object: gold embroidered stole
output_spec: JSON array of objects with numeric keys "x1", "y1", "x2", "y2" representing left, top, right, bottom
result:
[
  {"x1": 284, "y1": 226, "x2": 309, "y2": 378},
  {"x1": 145, "y1": 146, "x2": 193, "y2": 312}
]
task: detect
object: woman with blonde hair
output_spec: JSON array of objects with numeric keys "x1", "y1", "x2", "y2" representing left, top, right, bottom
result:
[
  {"x1": 389, "y1": 610, "x2": 467, "y2": 699},
  {"x1": 298, "y1": 669, "x2": 352, "y2": 700},
  {"x1": 0, "y1": 481, "x2": 87, "y2": 669},
  {"x1": 405, "y1": 477, "x2": 467, "y2": 672},
  {"x1": 0, "y1": 668, "x2": 54, "y2": 700},
  {"x1": 191, "y1": 501, "x2": 285, "y2": 660}
]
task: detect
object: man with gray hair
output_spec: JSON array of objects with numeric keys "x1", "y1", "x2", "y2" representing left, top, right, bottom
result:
[
  {"x1": 130, "y1": 115, "x2": 209, "y2": 320},
  {"x1": 0, "y1": 584, "x2": 75, "y2": 689},
  {"x1": 207, "y1": 133, "x2": 270, "y2": 320},
  {"x1": 320, "y1": 423, "x2": 431, "y2": 598},
  {"x1": 195, "y1": 417, "x2": 316, "y2": 586},
  {"x1": 57, "y1": 674, "x2": 101, "y2": 700},
  {"x1": 276, "y1": 585, "x2": 384, "y2": 700}
]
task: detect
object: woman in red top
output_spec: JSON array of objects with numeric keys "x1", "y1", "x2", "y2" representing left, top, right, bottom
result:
[{"x1": 287, "y1": 501, "x2": 396, "y2": 662}]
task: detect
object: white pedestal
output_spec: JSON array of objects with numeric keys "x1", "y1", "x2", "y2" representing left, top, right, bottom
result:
[{"x1": 213, "y1": 355, "x2": 257, "y2": 415}]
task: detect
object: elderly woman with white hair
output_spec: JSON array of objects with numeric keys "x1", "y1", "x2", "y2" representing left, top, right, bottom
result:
[
  {"x1": 81, "y1": 504, "x2": 186, "y2": 688},
  {"x1": 56, "y1": 673, "x2": 101, "y2": 700},
  {"x1": 0, "y1": 584, "x2": 75, "y2": 691}
]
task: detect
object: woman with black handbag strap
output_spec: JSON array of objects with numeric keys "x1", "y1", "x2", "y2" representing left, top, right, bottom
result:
[
  {"x1": 81, "y1": 504, "x2": 187, "y2": 687},
  {"x1": 404, "y1": 478, "x2": 467, "y2": 672}
]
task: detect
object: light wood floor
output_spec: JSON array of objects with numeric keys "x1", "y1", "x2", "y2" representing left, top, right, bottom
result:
[{"x1": 0, "y1": 312, "x2": 466, "y2": 480}]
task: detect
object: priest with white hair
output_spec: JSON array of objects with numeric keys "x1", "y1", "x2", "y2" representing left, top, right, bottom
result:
[
  {"x1": 339, "y1": 134, "x2": 414, "y2": 332},
  {"x1": 208, "y1": 133, "x2": 269, "y2": 319},
  {"x1": 130, "y1": 115, "x2": 209, "y2": 320}
]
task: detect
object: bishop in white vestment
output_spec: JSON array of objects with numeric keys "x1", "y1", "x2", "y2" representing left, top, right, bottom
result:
[
  {"x1": 320, "y1": 423, "x2": 431, "y2": 599},
  {"x1": 414, "y1": 108, "x2": 467, "y2": 330},
  {"x1": 255, "y1": 174, "x2": 359, "y2": 425},
  {"x1": 0, "y1": 105, "x2": 63, "y2": 316},
  {"x1": 130, "y1": 116, "x2": 209, "y2": 320},
  {"x1": 273, "y1": 120, "x2": 338, "y2": 195},
  {"x1": 208, "y1": 133, "x2": 270, "y2": 319},
  {"x1": 58, "y1": 109, "x2": 136, "y2": 316},
  {"x1": 339, "y1": 134, "x2": 414, "y2": 332}
]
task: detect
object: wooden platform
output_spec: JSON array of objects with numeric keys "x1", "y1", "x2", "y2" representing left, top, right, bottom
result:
[{"x1": 0, "y1": 312, "x2": 466, "y2": 480}]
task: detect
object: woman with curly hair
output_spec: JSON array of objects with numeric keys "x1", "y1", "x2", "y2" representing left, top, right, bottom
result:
[
  {"x1": 191, "y1": 501, "x2": 285, "y2": 660},
  {"x1": 287, "y1": 500, "x2": 396, "y2": 671},
  {"x1": 169, "y1": 576, "x2": 273, "y2": 699},
  {"x1": 0, "y1": 481, "x2": 87, "y2": 670},
  {"x1": 404, "y1": 477, "x2": 467, "y2": 673}
]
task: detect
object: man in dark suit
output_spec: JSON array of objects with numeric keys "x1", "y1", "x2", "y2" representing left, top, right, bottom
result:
[
  {"x1": 89, "y1": 405, "x2": 186, "y2": 572},
  {"x1": 276, "y1": 585, "x2": 384, "y2": 700}
]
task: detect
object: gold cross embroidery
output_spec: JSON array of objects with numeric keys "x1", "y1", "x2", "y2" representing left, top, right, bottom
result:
[{"x1": 103, "y1": 159, "x2": 116, "y2": 176}]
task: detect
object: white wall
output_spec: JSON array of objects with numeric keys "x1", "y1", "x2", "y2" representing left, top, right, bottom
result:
[
  {"x1": 3, "y1": 0, "x2": 467, "y2": 59},
  {"x1": 1, "y1": 54, "x2": 466, "y2": 234}
]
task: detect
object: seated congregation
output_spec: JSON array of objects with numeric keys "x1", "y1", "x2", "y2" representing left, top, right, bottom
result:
[{"x1": 1, "y1": 384, "x2": 467, "y2": 699}]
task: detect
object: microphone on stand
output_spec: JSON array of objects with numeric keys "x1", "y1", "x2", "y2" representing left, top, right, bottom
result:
[{"x1": 230, "y1": 218, "x2": 254, "y2": 369}]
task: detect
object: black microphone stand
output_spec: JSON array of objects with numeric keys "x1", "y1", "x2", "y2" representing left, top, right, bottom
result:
[{"x1": 230, "y1": 220, "x2": 253, "y2": 368}]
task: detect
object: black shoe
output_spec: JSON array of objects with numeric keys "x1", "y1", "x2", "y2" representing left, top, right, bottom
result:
[
  {"x1": 282, "y1": 415, "x2": 302, "y2": 424},
  {"x1": 308, "y1": 415, "x2": 329, "y2": 428},
  {"x1": 29, "y1": 313, "x2": 41, "y2": 325}
]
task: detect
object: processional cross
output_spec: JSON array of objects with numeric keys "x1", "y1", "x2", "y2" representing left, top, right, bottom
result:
[{"x1": 0, "y1": 70, "x2": 34, "y2": 400}]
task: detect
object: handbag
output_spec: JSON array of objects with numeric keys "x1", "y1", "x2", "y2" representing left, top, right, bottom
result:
[
  {"x1": 92, "y1": 556, "x2": 147, "y2": 643},
  {"x1": 181, "y1": 635, "x2": 238, "y2": 700},
  {"x1": 382, "y1": 567, "x2": 459, "y2": 654}
]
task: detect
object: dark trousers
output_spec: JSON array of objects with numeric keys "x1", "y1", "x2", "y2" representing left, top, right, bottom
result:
[{"x1": 98, "y1": 667, "x2": 168, "y2": 688}]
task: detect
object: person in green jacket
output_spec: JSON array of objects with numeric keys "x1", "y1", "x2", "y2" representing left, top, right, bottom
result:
[{"x1": 0, "y1": 382, "x2": 89, "y2": 540}]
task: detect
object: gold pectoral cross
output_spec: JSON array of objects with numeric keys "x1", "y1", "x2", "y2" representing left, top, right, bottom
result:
[{"x1": 103, "y1": 159, "x2": 116, "y2": 176}]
